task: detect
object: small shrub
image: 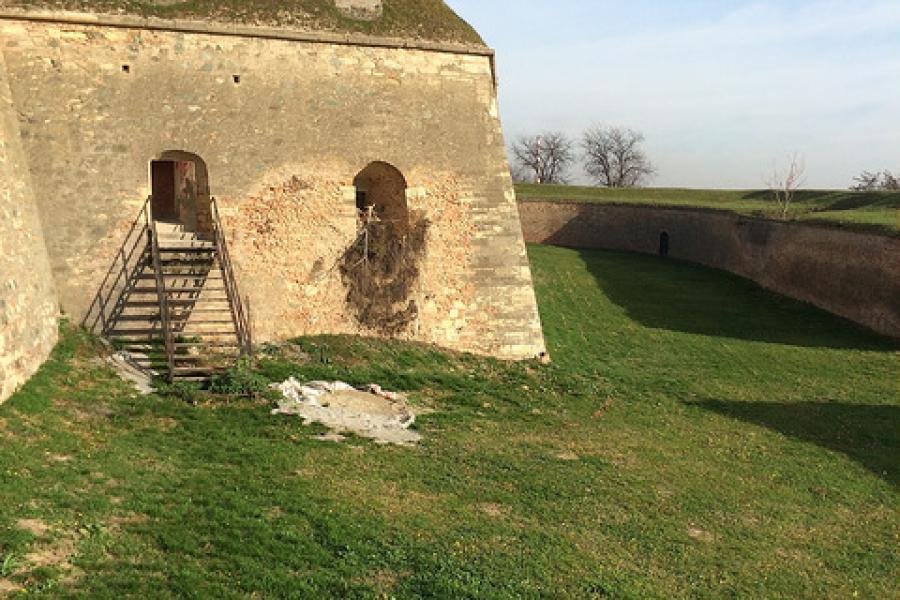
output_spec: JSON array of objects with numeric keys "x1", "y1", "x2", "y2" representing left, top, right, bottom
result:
[{"x1": 209, "y1": 357, "x2": 269, "y2": 397}]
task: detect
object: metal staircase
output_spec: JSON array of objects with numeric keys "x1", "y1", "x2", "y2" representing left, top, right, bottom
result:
[{"x1": 83, "y1": 198, "x2": 251, "y2": 382}]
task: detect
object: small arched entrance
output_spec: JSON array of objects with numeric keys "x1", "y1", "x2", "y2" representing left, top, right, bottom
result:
[
  {"x1": 353, "y1": 161, "x2": 409, "y2": 232},
  {"x1": 150, "y1": 151, "x2": 211, "y2": 233},
  {"x1": 659, "y1": 231, "x2": 670, "y2": 258}
]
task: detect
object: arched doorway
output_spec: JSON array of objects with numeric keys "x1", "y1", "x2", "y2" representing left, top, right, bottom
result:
[
  {"x1": 659, "y1": 231, "x2": 670, "y2": 258},
  {"x1": 353, "y1": 161, "x2": 409, "y2": 232},
  {"x1": 150, "y1": 151, "x2": 211, "y2": 233}
]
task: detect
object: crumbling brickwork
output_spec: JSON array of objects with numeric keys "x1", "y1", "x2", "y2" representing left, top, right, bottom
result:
[
  {"x1": 0, "y1": 12, "x2": 546, "y2": 360},
  {"x1": 0, "y1": 50, "x2": 57, "y2": 403}
]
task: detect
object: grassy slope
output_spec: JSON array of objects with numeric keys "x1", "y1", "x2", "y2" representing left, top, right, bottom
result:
[
  {"x1": 516, "y1": 184, "x2": 900, "y2": 235},
  {"x1": 1, "y1": 0, "x2": 485, "y2": 45},
  {"x1": 1, "y1": 247, "x2": 898, "y2": 598}
]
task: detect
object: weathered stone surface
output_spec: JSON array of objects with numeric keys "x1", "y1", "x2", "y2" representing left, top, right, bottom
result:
[
  {"x1": 519, "y1": 201, "x2": 900, "y2": 338},
  {"x1": 0, "y1": 15, "x2": 546, "y2": 363},
  {"x1": 0, "y1": 50, "x2": 57, "y2": 404}
]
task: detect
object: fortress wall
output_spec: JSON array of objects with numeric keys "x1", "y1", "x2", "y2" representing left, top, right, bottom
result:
[
  {"x1": 1, "y1": 16, "x2": 545, "y2": 359},
  {"x1": 0, "y1": 50, "x2": 58, "y2": 403},
  {"x1": 519, "y1": 201, "x2": 900, "y2": 338}
]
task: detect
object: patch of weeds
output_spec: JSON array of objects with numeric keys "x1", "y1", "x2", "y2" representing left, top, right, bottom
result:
[
  {"x1": 1, "y1": 553, "x2": 19, "y2": 577},
  {"x1": 208, "y1": 357, "x2": 270, "y2": 397},
  {"x1": 340, "y1": 217, "x2": 429, "y2": 335},
  {"x1": 155, "y1": 380, "x2": 204, "y2": 405}
]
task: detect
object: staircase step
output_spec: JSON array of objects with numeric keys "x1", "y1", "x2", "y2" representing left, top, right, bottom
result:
[
  {"x1": 113, "y1": 311, "x2": 234, "y2": 331},
  {"x1": 175, "y1": 331, "x2": 238, "y2": 336},
  {"x1": 122, "y1": 300, "x2": 229, "y2": 308},
  {"x1": 136, "y1": 274, "x2": 222, "y2": 282},
  {"x1": 157, "y1": 259, "x2": 217, "y2": 266},
  {"x1": 115, "y1": 315, "x2": 164, "y2": 322},
  {"x1": 109, "y1": 329, "x2": 166, "y2": 336},
  {"x1": 131, "y1": 356, "x2": 206, "y2": 365},
  {"x1": 128, "y1": 287, "x2": 172, "y2": 294},
  {"x1": 170, "y1": 364, "x2": 220, "y2": 371},
  {"x1": 159, "y1": 245, "x2": 216, "y2": 255},
  {"x1": 159, "y1": 264, "x2": 215, "y2": 272}
]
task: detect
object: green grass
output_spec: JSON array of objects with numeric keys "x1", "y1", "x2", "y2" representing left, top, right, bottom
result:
[
  {"x1": 1, "y1": 246, "x2": 898, "y2": 598},
  {"x1": 5, "y1": 0, "x2": 485, "y2": 45},
  {"x1": 516, "y1": 184, "x2": 900, "y2": 235}
]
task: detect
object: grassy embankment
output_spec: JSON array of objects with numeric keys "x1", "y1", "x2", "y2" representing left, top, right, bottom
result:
[
  {"x1": 1, "y1": 246, "x2": 897, "y2": 598},
  {"x1": 3, "y1": 0, "x2": 486, "y2": 45},
  {"x1": 516, "y1": 183, "x2": 900, "y2": 235}
]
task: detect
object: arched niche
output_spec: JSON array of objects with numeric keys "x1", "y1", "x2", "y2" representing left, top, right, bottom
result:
[{"x1": 353, "y1": 161, "x2": 409, "y2": 232}]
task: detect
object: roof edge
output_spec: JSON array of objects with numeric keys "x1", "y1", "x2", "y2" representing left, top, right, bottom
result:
[{"x1": 0, "y1": 8, "x2": 494, "y2": 57}]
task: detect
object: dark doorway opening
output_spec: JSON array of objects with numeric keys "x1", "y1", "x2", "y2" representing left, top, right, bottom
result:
[
  {"x1": 151, "y1": 160, "x2": 178, "y2": 221},
  {"x1": 150, "y1": 152, "x2": 211, "y2": 233},
  {"x1": 356, "y1": 190, "x2": 369, "y2": 212},
  {"x1": 659, "y1": 231, "x2": 670, "y2": 258}
]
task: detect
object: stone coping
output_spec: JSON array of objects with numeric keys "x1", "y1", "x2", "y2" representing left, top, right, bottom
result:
[
  {"x1": 517, "y1": 198, "x2": 900, "y2": 239},
  {"x1": 0, "y1": 8, "x2": 495, "y2": 59}
]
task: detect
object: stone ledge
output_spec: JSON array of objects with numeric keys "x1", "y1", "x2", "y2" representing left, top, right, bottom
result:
[{"x1": 0, "y1": 8, "x2": 494, "y2": 58}]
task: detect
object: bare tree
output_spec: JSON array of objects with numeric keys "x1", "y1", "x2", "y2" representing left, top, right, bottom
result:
[
  {"x1": 511, "y1": 132, "x2": 575, "y2": 184},
  {"x1": 581, "y1": 125, "x2": 655, "y2": 188},
  {"x1": 851, "y1": 170, "x2": 899, "y2": 191},
  {"x1": 765, "y1": 154, "x2": 807, "y2": 219}
]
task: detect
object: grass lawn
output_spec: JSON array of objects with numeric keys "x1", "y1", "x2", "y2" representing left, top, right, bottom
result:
[
  {"x1": 1, "y1": 245, "x2": 898, "y2": 598},
  {"x1": 515, "y1": 184, "x2": 900, "y2": 235}
]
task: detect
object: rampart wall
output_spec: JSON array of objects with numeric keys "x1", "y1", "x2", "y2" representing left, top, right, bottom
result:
[
  {"x1": 0, "y1": 49, "x2": 58, "y2": 403},
  {"x1": 518, "y1": 201, "x2": 900, "y2": 338},
  {"x1": 0, "y1": 14, "x2": 546, "y2": 360}
]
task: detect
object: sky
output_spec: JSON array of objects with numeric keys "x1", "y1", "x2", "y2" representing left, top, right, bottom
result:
[{"x1": 448, "y1": 0, "x2": 900, "y2": 189}]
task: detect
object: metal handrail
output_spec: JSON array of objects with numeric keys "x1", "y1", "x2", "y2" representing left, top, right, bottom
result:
[
  {"x1": 210, "y1": 198, "x2": 252, "y2": 355},
  {"x1": 148, "y1": 207, "x2": 176, "y2": 381},
  {"x1": 82, "y1": 198, "x2": 151, "y2": 335}
]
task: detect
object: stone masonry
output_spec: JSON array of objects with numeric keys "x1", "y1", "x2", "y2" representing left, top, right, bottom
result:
[
  {"x1": 519, "y1": 200, "x2": 900, "y2": 338},
  {"x1": 0, "y1": 49, "x2": 58, "y2": 403},
  {"x1": 0, "y1": 9, "x2": 547, "y2": 375}
]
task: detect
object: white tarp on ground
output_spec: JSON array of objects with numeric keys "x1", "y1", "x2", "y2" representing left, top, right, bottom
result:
[{"x1": 271, "y1": 378, "x2": 421, "y2": 446}]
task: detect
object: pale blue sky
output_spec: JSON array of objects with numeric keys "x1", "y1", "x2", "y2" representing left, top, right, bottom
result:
[{"x1": 449, "y1": 0, "x2": 900, "y2": 188}]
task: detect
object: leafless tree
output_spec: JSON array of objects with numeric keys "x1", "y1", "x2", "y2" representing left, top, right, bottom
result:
[
  {"x1": 511, "y1": 131, "x2": 575, "y2": 184},
  {"x1": 581, "y1": 125, "x2": 655, "y2": 188},
  {"x1": 765, "y1": 154, "x2": 807, "y2": 219},
  {"x1": 851, "y1": 170, "x2": 899, "y2": 191}
]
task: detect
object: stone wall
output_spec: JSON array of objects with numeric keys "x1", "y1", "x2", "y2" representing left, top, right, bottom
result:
[
  {"x1": 519, "y1": 201, "x2": 900, "y2": 338},
  {"x1": 0, "y1": 50, "x2": 58, "y2": 403},
  {"x1": 0, "y1": 15, "x2": 545, "y2": 359}
]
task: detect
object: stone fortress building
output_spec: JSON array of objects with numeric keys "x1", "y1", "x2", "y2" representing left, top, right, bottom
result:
[{"x1": 0, "y1": 0, "x2": 547, "y2": 400}]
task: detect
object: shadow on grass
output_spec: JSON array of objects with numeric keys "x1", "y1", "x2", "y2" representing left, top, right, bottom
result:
[
  {"x1": 577, "y1": 249, "x2": 898, "y2": 351},
  {"x1": 689, "y1": 400, "x2": 900, "y2": 486}
]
